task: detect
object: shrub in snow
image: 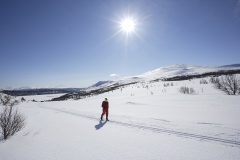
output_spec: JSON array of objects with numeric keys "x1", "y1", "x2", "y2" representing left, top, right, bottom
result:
[
  {"x1": 200, "y1": 79, "x2": 208, "y2": 84},
  {"x1": 210, "y1": 77, "x2": 222, "y2": 89},
  {"x1": 21, "y1": 97, "x2": 26, "y2": 102},
  {"x1": 211, "y1": 74, "x2": 240, "y2": 95},
  {"x1": 178, "y1": 87, "x2": 196, "y2": 94},
  {"x1": 0, "y1": 94, "x2": 26, "y2": 140},
  {"x1": 210, "y1": 77, "x2": 217, "y2": 84},
  {"x1": 164, "y1": 83, "x2": 170, "y2": 87},
  {"x1": 164, "y1": 82, "x2": 174, "y2": 87}
]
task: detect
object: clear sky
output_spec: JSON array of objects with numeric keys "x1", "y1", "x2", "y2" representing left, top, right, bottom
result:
[{"x1": 1, "y1": 0, "x2": 240, "y2": 89}]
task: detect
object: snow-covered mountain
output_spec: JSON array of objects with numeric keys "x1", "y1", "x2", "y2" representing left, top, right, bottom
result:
[
  {"x1": 86, "y1": 64, "x2": 240, "y2": 91},
  {"x1": 2, "y1": 64, "x2": 239, "y2": 97},
  {"x1": 88, "y1": 81, "x2": 113, "y2": 88},
  {"x1": 220, "y1": 64, "x2": 240, "y2": 68},
  {"x1": 14, "y1": 86, "x2": 34, "y2": 90},
  {"x1": 50, "y1": 64, "x2": 240, "y2": 101},
  {"x1": 142, "y1": 64, "x2": 240, "y2": 77}
]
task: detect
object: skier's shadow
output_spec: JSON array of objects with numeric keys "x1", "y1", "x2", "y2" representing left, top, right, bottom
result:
[{"x1": 95, "y1": 120, "x2": 107, "y2": 130}]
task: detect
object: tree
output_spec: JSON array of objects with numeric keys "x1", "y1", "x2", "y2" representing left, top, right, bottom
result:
[
  {"x1": 178, "y1": 86, "x2": 196, "y2": 94},
  {"x1": 212, "y1": 74, "x2": 240, "y2": 95},
  {"x1": 0, "y1": 94, "x2": 26, "y2": 140},
  {"x1": 0, "y1": 94, "x2": 19, "y2": 106}
]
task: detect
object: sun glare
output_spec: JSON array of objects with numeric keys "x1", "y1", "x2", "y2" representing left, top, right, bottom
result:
[
  {"x1": 103, "y1": 13, "x2": 148, "y2": 43},
  {"x1": 121, "y1": 18, "x2": 135, "y2": 33}
]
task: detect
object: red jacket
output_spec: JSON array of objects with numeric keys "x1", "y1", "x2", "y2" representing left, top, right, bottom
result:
[{"x1": 102, "y1": 101, "x2": 109, "y2": 109}]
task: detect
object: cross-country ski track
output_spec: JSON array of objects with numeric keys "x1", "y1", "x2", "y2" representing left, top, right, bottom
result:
[{"x1": 38, "y1": 103, "x2": 240, "y2": 148}]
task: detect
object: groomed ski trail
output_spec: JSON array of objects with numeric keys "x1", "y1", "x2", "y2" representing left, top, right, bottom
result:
[{"x1": 37, "y1": 103, "x2": 240, "y2": 148}]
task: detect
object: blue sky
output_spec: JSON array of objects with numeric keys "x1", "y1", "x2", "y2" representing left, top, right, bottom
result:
[{"x1": 1, "y1": 0, "x2": 240, "y2": 89}]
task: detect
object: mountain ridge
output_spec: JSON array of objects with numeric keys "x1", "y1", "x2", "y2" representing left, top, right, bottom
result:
[
  {"x1": 50, "y1": 63, "x2": 240, "y2": 101},
  {"x1": 1, "y1": 63, "x2": 240, "y2": 97}
]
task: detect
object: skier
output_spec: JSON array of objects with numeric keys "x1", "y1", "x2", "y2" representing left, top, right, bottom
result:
[{"x1": 101, "y1": 98, "x2": 109, "y2": 121}]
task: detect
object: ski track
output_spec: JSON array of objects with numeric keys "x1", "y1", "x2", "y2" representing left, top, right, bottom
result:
[{"x1": 38, "y1": 104, "x2": 240, "y2": 148}]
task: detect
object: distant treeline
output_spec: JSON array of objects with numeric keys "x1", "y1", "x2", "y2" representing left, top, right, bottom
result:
[{"x1": 1, "y1": 88, "x2": 82, "y2": 96}]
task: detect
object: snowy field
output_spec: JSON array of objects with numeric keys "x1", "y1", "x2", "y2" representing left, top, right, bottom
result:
[{"x1": 1, "y1": 77, "x2": 240, "y2": 160}]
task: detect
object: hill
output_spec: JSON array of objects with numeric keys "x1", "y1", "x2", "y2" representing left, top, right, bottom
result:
[
  {"x1": 51, "y1": 64, "x2": 240, "y2": 101},
  {"x1": 0, "y1": 71, "x2": 239, "y2": 160}
]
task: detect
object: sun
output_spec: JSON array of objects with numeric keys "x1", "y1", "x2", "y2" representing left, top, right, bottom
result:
[
  {"x1": 103, "y1": 13, "x2": 148, "y2": 43},
  {"x1": 120, "y1": 18, "x2": 135, "y2": 33}
]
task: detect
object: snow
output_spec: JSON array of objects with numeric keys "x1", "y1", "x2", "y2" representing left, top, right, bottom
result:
[
  {"x1": 0, "y1": 65, "x2": 240, "y2": 160},
  {"x1": 86, "y1": 64, "x2": 240, "y2": 91},
  {"x1": 21, "y1": 94, "x2": 66, "y2": 102}
]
